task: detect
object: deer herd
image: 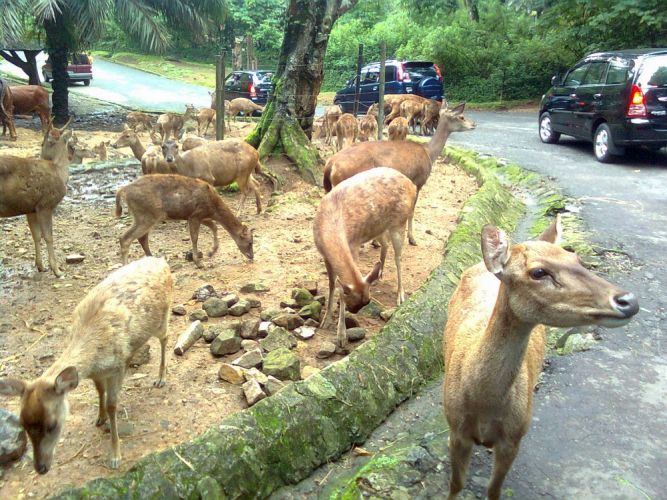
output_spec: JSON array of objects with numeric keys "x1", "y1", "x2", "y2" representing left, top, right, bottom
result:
[{"x1": 0, "y1": 79, "x2": 638, "y2": 498}]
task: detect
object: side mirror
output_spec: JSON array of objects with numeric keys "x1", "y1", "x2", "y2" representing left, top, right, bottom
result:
[
  {"x1": 346, "y1": 79, "x2": 352, "y2": 87},
  {"x1": 551, "y1": 74, "x2": 562, "y2": 86}
]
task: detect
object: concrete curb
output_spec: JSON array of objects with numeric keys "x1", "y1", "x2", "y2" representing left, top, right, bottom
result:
[{"x1": 53, "y1": 148, "x2": 532, "y2": 499}]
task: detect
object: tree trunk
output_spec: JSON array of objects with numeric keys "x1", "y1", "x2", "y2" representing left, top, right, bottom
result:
[
  {"x1": 246, "y1": 0, "x2": 358, "y2": 185},
  {"x1": 464, "y1": 0, "x2": 480, "y2": 22},
  {"x1": 44, "y1": 15, "x2": 71, "y2": 125},
  {"x1": 0, "y1": 50, "x2": 42, "y2": 85}
]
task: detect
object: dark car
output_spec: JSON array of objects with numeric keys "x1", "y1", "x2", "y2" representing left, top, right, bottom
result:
[
  {"x1": 333, "y1": 60, "x2": 444, "y2": 115},
  {"x1": 224, "y1": 70, "x2": 274, "y2": 108},
  {"x1": 42, "y1": 52, "x2": 93, "y2": 86},
  {"x1": 539, "y1": 48, "x2": 667, "y2": 162}
]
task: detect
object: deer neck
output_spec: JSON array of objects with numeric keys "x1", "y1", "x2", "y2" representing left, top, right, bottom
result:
[
  {"x1": 129, "y1": 140, "x2": 146, "y2": 161},
  {"x1": 324, "y1": 228, "x2": 364, "y2": 290},
  {"x1": 213, "y1": 197, "x2": 244, "y2": 235},
  {"x1": 425, "y1": 116, "x2": 452, "y2": 162},
  {"x1": 469, "y1": 283, "x2": 536, "y2": 402}
]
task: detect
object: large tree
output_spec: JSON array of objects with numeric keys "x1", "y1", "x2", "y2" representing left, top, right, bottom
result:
[
  {"x1": 3, "y1": 0, "x2": 225, "y2": 124},
  {"x1": 247, "y1": 0, "x2": 358, "y2": 185}
]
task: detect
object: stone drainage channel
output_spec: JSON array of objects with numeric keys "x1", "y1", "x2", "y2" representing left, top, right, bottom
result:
[{"x1": 52, "y1": 148, "x2": 574, "y2": 499}]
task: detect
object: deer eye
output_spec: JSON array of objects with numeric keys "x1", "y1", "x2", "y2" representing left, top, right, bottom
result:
[{"x1": 529, "y1": 268, "x2": 549, "y2": 280}]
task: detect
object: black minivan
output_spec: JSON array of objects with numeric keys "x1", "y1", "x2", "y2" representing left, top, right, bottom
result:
[{"x1": 539, "y1": 48, "x2": 667, "y2": 162}]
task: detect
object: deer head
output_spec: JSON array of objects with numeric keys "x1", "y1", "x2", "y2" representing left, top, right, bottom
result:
[
  {"x1": 161, "y1": 140, "x2": 179, "y2": 163},
  {"x1": 41, "y1": 117, "x2": 73, "y2": 164},
  {"x1": 439, "y1": 102, "x2": 476, "y2": 133},
  {"x1": 0, "y1": 367, "x2": 79, "y2": 474},
  {"x1": 338, "y1": 261, "x2": 382, "y2": 313},
  {"x1": 112, "y1": 126, "x2": 139, "y2": 149}
]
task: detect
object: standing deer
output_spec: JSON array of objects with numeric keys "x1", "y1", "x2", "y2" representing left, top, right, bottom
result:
[
  {"x1": 387, "y1": 116, "x2": 409, "y2": 141},
  {"x1": 0, "y1": 257, "x2": 174, "y2": 473},
  {"x1": 323, "y1": 102, "x2": 475, "y2": 245},
  {"x1": 323, "y1": 104, "x2": 342, "y2": 145},
  {"x1": 358, "y1": 106, "x2": 379, "y2": 142},
  {"x1": 112, "y1": 126, "x2": 172, "y2": 175},
  {"x1": 335, "y1": 113, "x2": 358, "y2": 151},
  {"x1": 444, "y1": 216, "x2": 639, "y2": 500},
  {"x1": 155, "y1": 104, "x2": 196, "y2": 142},
  {"x1": 0, "y1": 119, "x2": 72, "y2": 276},
  {"x1": 0, "y1": 78, "x2": 17, "y2": 140},
  {"x1": 314, "y1": 168, "x2": 416, "y2": 348}
]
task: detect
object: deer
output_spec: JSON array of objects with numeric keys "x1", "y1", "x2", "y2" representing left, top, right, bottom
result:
[
  {"x1": 400, "y1": 99, "x2": 425, "y2": 134},
  {"x1": 323, "y1": 102, "x2": 475, "y2": 246},
  {"x1": 384, "y1": 94, "x2": 427, "y2": 124},
  {"x1": 92, "y1": 140, "x2": 110, "y2": 161},
  {"x1": 0, "y1": 119, "x2": 73, "y2": 276},
  {"x1": 160, "y1": 138, "x2": 275, "y2": 215},
  {"x1": 314, "y1": 168, "x2": 416, "y2": 349},
  {"x1": 115, "y1": 174, "x2": 254, "y2": 268},
  {"x1": 112, "y1": 126, "x2": 173, "y2": 175},
  {"x1": 0, "y1": 78, "x2": 17, "y2": 140},
  {"x1": 358, "y1": 108, "x2": 379, "y2": 142},
  {"x1": 335, "y1": 113, "x2": 358, "y2": 151},
  {"x1": 196, "y1": 107, "x2": 216, "y2": 136},
  {"x1": 387, "y1": 116, "x2": 409, "y2": 141},
  {"x1": 0, "y1": 257, "x2": 174, "y2": 473},
  {"x1": 421, "y1": 99, "x2": 443, "y2": 136},
  {"x1": 443, "y1": 215, "x2": 639, "y2": 500},
  {"x1": 4, "y1": 84, "x2": 50, "y2": 133},
  {"x1": 155, "y1": 104, "x2": 196, "y2": 143},
  {"x1": 228, "y1": 98, "x2": 264, "y2": 122},
  {"x1": 323, "y1": 104, "x2": 342, "y2": 145},
  {"x1": 126, "y1": 111, "x2": 154, "y2": 133}
]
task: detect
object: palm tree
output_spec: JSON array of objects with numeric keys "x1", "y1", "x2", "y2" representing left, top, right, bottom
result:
[{"x1": 4, "y1": 0, "x2": 225, "y2": 124}]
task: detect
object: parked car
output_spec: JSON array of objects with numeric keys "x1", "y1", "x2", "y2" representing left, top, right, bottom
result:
[
  {"x1": 333, "y1": 60, "x2": 444, "y2": 115},
  {"x1": 224, "y1": 70, "x2": 274, "y2": 109},
  {"x1": 42, "y1": 52, "x2": 93, "y2": 86},
  {"x1": 539, "y1": 48, "x2": 667, "y2": 162}
]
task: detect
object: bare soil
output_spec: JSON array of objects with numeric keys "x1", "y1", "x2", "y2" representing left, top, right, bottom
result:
[{"x1": 0, "y1": 113, "x2": 477, "y2": 498}]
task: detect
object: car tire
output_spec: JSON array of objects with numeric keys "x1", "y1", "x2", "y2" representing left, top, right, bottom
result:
[
  {"x1": 593, "y1": 123, "x2": 624, "y2": 163},
  {"x1": 83, "y1": 79, "x2": 90, "y2": 86},
  {"x1": 539, "y1": 112, "x2": 560, "y2": 144}
]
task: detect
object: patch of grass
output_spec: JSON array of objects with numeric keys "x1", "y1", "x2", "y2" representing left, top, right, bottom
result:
[{"x1": 466, "y1": 99, "x2": 539, "y2": 111}]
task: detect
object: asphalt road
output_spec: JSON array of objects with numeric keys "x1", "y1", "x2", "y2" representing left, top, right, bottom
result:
[
  {"x1": 0, "y1": 53, "x2": 211, "y2": 112},
  {"x1": 278, "y1": 112, "x2": 667, "y2": 499}
]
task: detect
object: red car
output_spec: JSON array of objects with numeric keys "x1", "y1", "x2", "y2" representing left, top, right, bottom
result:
[{"x1": 42, "y1": 53, "x2": 93, "y2": 86}]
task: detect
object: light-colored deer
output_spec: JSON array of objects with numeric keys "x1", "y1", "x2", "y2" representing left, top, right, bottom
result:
[
  {"x1": 335, "y1": 113, "x2": 358, "y2": 151},
  {"x1": 196, "y1": 108, "x2": 216, "y2": 136},
  {"x1": 443, "y1": 216, "x2": 639, "y2": 500},
  {"x1": 0, "y1": 119, "x2": 73, "y2": 276},
  {"x1": 0, "y1": 257, "x2": 173, "y2": 473},
  {"x1": 125, "y1": 111, "x2": 154, "y2": 133},
  {"x1": 112, "y1": 126, "x2": 173, "y2": 175},
  {"x1": 387, "y1": 116, "x2": 409, "y2": 141},
  {"x1": 323, "y1": 102, "x2": 475, "y2": 245},
  {"x1": 323, "y1": 104, "x2": 342, "y2": 145},
  {"x1": 358, "y1": 108, "x2": 378, "y2": 142},
  {"x1": 115, "y1": 174, "x2": 254, "y2": 267},
  {"x1": 155, "y1": 104, "x2": 196, "y2": 142},
  {"x1": 228, "y1": 98, "x2": 264, "y2": 122},
  {"x1": 314, "y1": 168, "x2": 416, "y2": 348}
]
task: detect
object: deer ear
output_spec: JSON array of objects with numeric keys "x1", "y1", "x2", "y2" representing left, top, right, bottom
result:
[
  {"x1": 538, "y1": 213, "x2": 562, "y2": 245},
  {"x1": 0, "y1": 378, "x2": 26, "y2": 397},
  {"x1": 54, "y1": 367, "x2": 78, "y2": 395},
  {"x1": 450, "y1": 102, "x2": 466, "y2": 115},
  {"x1": 364, "y1": 261, "x2": 382, "y2": 285},
  {"x1": 336, "y1": 278, "x2": 353, "y2": 296},
  {"x1": 481, "y1": 225, "x2": 510, "y2": 277}
]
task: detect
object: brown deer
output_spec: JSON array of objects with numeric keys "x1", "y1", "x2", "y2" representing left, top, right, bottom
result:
[
  {"x1": 5, "y1": 84, "x2": 50, "y2": 133},
  {"x1": 384, "y1": 94, "x2": 427, "y2": 124},
  {"x1": 323, "y1": 104, "x2": 342, "y2": 145},
  {"x1": 112, "y1": 126, "x2": 173, "y2": 175},
  {"x1": 387, "y1": 116, "x2": 409, "y2": 141},
  {"x1": 115, "y1": 174, "x2": 254, "y2": 267},
  {"x1": 0, "y1": 257, "x2": 174, "y2": 473},
  {"x1": 323, "y1": 102, "x2": 475, "y2": 245},
  {"x1": 443, "y1": 216, "x2": 639, "y2": 500},
  {"x1": 0, "y1": 119, "x2": 73, "y2": 276},
  {"x1": 335, "y1": 113, "x2": 358, "y2": 151},
  {"x1": 161, "y1": 138, "x2": 274, "y2": 215},
  {"x1": 228, "y1": 98, "x2": 264, "y2": 122},
  {"x1": 314, "y1": 168, "x2": 416, "y2": 348},
  {"x1": 155, "y1": 104, "x2": 196, "y2": 142},
  {"x1": 196, "y1": 107, "x2": 216, "y2": 136},
  {"x1": 400, "y1": 99, "x2": 424, "y2": 134},
  {"x1": 125, "y1": 111, "x2": 154, "y2": 133},
  {"x1": 421, "y1": 99, "x2": 443, "y2": 136},
  {"x1": 0, "y1": 78, "x2": 17, "y2": 140},
  {"x1": 358, "y1": 109, "x2": 378, "y2": 142},
  {"x1": 92, "y1": 140, "x2": 110, "y2": 161}
]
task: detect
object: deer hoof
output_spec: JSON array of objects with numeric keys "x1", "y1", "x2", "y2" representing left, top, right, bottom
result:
[
  {"x1": 408, "y1": 237, "x2": 417, "y2": 246},
  {"x1": 153, "y1": 379, "x2": 165, "y2": 388},
  {"x1": 95, "y1": 416, "x2": 108, "y2": 427},
  {"x1": 109, "y1": 456, "x2": 121, "y2": 470}
]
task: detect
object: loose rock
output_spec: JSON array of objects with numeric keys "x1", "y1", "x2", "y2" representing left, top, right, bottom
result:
[
  {"x1": 203, "y1": 298, "x2": 228, "y2": 318},
  {"x1": 304, "y1": 318, "x2": 320, "y2": 327},
  {"x1": 294, "y1": 326, "x2": 316, "y2": 340},
  {"x1": 272, "y1": 313, "x2": 304, "y2": 330},
  {"x1": 317, "y1": 341, "x2": 337, "y2": 359},
  {"x1": 229, "y1": 300, "x2": 250, "y2": 317},
  {"x1": 301, "y1": 365, "x2": 321, "y2": 379},
  {"x1": 260, "y1": 309, "x2": 281, "y2": 321},
  {"x1": 380, "y1": 308, "x2": 396, "y2": 321},
  {"x1": 189, "y1": 309, "x2": 208, "y2": 322},
  {"x1": 265, "y1": 376, "x2": 286, "y2": 396},
  {"x1": 203, "y1": 326, "x2": 220, "y2": 343},
  {"x1": 218, "y1": 363, "x2": 245, "y2": 385},
  {"x1": 314, "y1": 295, "x2": 326, "y2": 305},
  {"x1": 242, "y1": 379, "x2": 266, "y2": 406},
  {"x1": 174, "y1": 321, "x2": 205, "y2": 355},
  {"x1": 220, "y1": 293, "x2": 239, "y2": 308},
  {"x1": 298, "y1": 301, "x2": 322, "y2": 321},
  {"x1": 192, "y1": 284, "x2": 218, "y2": 302},
  {"x1": 240, "y1": 319, "x2": 260, "y2": 340},
  {"x1": 347, "y1": 327, "x2": 367, "y2": 342},
  {"x1": 291, "y1": 288, "x2": 315, "y2": 307},
  {"x1": 232, "y1": 349, "x2": 263, "y2": 369},
  {"x1": 241, "y1": 339, "x2": 259, "y2": 351},
  {"x1": 344, "y1": 313, "x2": 360, "y2": 328},
  {"x1": 129, "y1": 344, "x2": 150, "y2": 366},
  {"x1": 244, "y1": 367, "x2": 269, "y2": 386},
  {"x1": 209, "y1": 328, "x2": 241, "y2": 356},
  {"x1": 263, "y1": 347, "x2": 301, "y2": 381},
  {"x1": 358, "y1": 301, "x2": 383, "y2": 319},
  {"x1": 0, "y1": 409, "x2": 27, "y2": 464},
  {"x1": 247, "y1": 298, "x2": 262, "y2": 309},
  {"x1": 65, "y1": 253, "x2": 85, "y2": 264},
  {"x1": 239, "y1": 283, "x2": 270, "y2": 293},
  {"x1": 279, "y1": 297, "x2": 299, "y2": 309},
  {"x1": 171, "y1": 305, "x2": 187, "y2": 316},
  {"x1": 258, "y1": 321, "x2": 272, "y2": 336},
  {"x1": 260, "y1": 327, "x2": 297, "y2": 352}
]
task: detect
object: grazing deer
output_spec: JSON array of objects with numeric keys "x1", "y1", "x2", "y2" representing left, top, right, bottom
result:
[
  {"x1": 0, "y1": 257, "x2": 173, "y2": 473},
  {"x1": 314, "y1": 168, "x2": 416, "y2": 348},
  {"x1": 0, "y1": 119, "x2": 72, "y2": 276},
  {"x1": 324, "y1": 102, "x2": 475, "y2": 245},
  {"x1": 443, "y1": 216, "x2": 639, "y2": 500},
  {"x1": 155, "y1": 104, "x2": 196, "y2": 142},
  {"x1": 115, "y1": 174, "x2": 254, "y2": 267},
  {"x1": 323, "y1": 104, "x2": 342, "y2": 145},
  {"x1": 228, "y1": 98, "x2": 264, "y2": 122},
  {"x1": 92, "y1": 140, "x2": 110, "y2": 161},
  {"x1": 358, "y1": 109, "x2": 379, "y2": 142},
  {"x1": 384, "y1": 94, "x2": 427, "y2": 124},
  {"x1": 387, "y1": 116, "x2": 409, "y2": 141},
  {"x1": 335, "y1": 113, "x2": 358, "y2": 151}
]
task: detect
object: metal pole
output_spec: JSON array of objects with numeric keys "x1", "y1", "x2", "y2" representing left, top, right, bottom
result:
[
  {"x1": 353, "y1": 43, "x2": 363, "y2": 117},
  {"x1": 216, "y1": 51, "x2": 225, "y2": 140},
  {"x1": 377, "y1": 41, "x2": 386, "y2": 140}
]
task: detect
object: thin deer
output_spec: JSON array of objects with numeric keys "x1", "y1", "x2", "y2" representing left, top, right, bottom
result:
[
  {"x1": 0, "y1": 257, "x2": 173, "y2": 473},
  {"x1": 112, "y1": 126, "x2": 172, "y2": 174},
  {"x1": 443, "y1": 215, "x2": 639, "y2": 500},
  {"x1": 323, "y1": 102, "x2": 475, "y2": 245},
  {"x1": 314, "y1": 167, "x2": 416, "y2": 348}
]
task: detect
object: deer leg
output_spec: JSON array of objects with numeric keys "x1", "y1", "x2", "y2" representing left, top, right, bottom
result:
[
  {"x1": 336, "y1": 289, "x2": 348, "y2": 350},
  {"x1": 26, "y1": 213, "x2": 45, "y2": 272},
  {"x1": 120, "y1": 218, "x2": 154, "y2": 265},
  {"x1": 487, "y1": 440, "x2": 520, "y2": 500},
  {"x1": 390, "y1": 228, "x2": 406, "y2": 305},
  {"x1": 137, "y1": 234, "x2": 152, "y2": 256},
  {"x1": 408, "y1": 189, "x2": 420, "y2": 246},
  {"x1": 153, "y1": 336, "x2": 168, "y2": 388},
  {"x1": 105, "y1": 375, "x2": 123, "y2": 469},
  {"x1": 320, "y1": 259, "x2": 336, "y2": 329},
  {"x1": 94, "y1": 379, "x2": 108, "y2": 427},
  {"x1": 447, "y1": 433, "x2": 474, "y2": 500},
  {"x1": 188, "y1": 218, "x2": 204, "y2": 268},
  {"x1": 202, "y1": 219, "x2": 219, "y2": 257},
  {"x1": 251, "y1": 176, "x2": 262, "y2": 214},
  {"x1": 377, "y1": 233, "x2": 389, "y2": 279},
  {"x1": 37, "y1": 210, "x2": 61, "y2": 277}
]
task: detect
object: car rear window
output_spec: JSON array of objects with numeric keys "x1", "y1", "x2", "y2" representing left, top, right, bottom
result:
[
  {"x1": 636, "y1": 55, "x2": 667, "y2": 88},
  {"x1": 403, "y1": 63, "x2": 437, "y2": 82}
]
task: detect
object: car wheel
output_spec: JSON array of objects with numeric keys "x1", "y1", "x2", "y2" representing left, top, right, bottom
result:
[
  {"x1": 83, "y1": 79, "x2": 90, "y2": 86},
  {"x1": 593, "y1": 123, "x2": 624, "y2": 163},
  {"x1": 539, "y1": 112, "x2": 560, "y2": 144}
]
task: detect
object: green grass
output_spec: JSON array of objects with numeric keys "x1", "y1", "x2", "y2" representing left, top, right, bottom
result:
[{"x1": 466, "y1": 98, "x2": 539, "y2": 111}]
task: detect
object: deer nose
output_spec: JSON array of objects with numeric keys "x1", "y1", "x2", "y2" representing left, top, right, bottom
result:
[
  {"x1": 612, "y1": 292, "x2": 639, "y2": 318},
  {"x1": 37, "y1": 463, "x2": 49, "y2": 475}
]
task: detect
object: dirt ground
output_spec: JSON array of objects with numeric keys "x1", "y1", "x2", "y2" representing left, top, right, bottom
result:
[{"x1": 0, "y1": 109, "x2": 477, "y2": 498}]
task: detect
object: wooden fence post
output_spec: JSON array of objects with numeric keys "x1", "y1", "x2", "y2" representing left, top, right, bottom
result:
[
  {"x1": 377, "y1": 41, "x2": 386, "y2": 140},
  {"x1": 216, "y1": 51, "x2": 226, "y2": 140}
]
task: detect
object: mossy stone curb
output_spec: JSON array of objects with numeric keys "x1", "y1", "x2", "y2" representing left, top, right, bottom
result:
[{"x1": 52, "y1": 149, "x2": 526, "y2": 499}]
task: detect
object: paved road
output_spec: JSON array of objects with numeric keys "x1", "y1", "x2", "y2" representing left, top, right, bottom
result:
[
  {"x1": 0, "y1": 53, "x2": 210, "y2": 112},
  {"x1": 278, "y1": 112, "x2": 667, "y2": 499}
]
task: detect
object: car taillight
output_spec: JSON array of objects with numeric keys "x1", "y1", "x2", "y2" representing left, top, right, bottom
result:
[
  {"x1": 626, "y1": 84, "x2": 647, "y2": 118},
  {"x1": 248, "y1": 83, "x2": 257, "y2": 98},
  {"x1": 434, "y1": 64, "x2": 443, "y2": 80}
]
